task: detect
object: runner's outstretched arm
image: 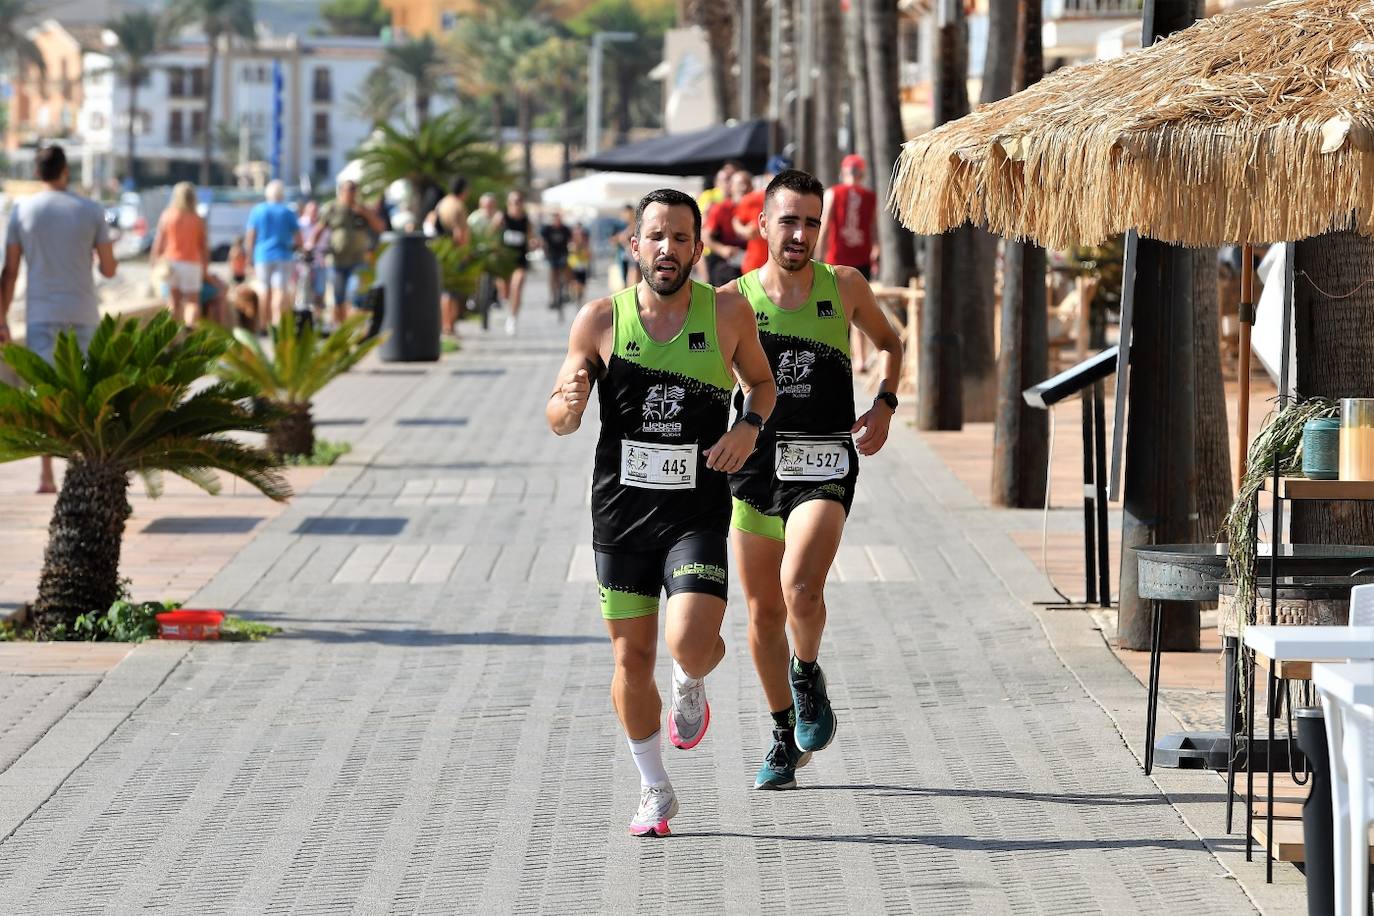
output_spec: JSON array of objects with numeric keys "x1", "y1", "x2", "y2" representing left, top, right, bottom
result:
[
  {"x1": 838, "y1": 266, "x2": 904, "y2": 455},
  {"x1": 547, "y1": 298, "x2": 610, "y2": 436},
  {"x1": 704, "y1": 290, "x2": 775, "y2": 473}
]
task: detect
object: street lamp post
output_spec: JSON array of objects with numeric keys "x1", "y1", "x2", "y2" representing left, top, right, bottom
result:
[{"x1": 585, "y1": 30, "x2": 636, "y2": 159}]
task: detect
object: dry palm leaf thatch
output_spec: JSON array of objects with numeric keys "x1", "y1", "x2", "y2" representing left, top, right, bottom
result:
[{"x1": 890, "y1": 0, "x2": 1374, "y2": 249}]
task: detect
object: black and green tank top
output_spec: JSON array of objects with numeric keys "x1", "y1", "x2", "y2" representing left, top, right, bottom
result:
[
  {"x1": 591, "y1": 281, "x2": 735, "y2": 550},
  {"x1": 736, "y1": 261, "x2": 854, "y2": 435}
]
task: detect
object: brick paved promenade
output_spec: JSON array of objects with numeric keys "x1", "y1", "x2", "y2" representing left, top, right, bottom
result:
[{"x1": 0, "y1": 282, "x2": 1274, "y2": 914}]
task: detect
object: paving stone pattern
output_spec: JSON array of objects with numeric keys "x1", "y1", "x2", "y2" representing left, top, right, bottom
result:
[{"x1": 0, "y1": 293, "x2": 1254, "y2": 914}]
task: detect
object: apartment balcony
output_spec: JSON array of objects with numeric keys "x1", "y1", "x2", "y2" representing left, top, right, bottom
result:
[{"x1": 310, "y1": 131, "x2": 331, "y2": 148}]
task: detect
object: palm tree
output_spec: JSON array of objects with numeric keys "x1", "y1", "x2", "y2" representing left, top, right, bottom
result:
[
  {"x1": 346, "y1": 66, "x2": 401, "y2": 130},
  {"x1": 216, "y1": 313, "x2": 383, "y2": 458},
  {"x1": 861, "y1": 0, "x2": 916, "y2": 287},
  {"x1": 104, "y1": 11, "x2": 167, "y2": 189},
  {"x1": 0, "y1": 0, "x2": 44, "y2": 102},
  {"x1": 355, "y1": 110, "x2": 510, "y2": 220},
  {"x1": 0, "y1": 313, "x2": 290, "y2": 638},
  {"x1": 385, "y1": 35, "x2": 443, "y2": 127},
  {"x1": 506, "y1": 22, "x2": 556, "y2": 186},
  {"x1": 570, "y1": 0, "x2": 674, "y2": 144},
  {"x1": 173, "y1": 0, "x2": 256, "y2": 186},
  {"x1": 520, "y1": 35, "x2": 584, "y2": 183}
]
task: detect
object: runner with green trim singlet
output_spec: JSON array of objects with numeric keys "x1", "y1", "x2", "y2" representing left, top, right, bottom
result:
[
  {"x1": 719, "y1": 169, "x2": 904, "y2": 790},
  {"x1": 547, "y1": 189, "x2": 776, "y2": 837}
]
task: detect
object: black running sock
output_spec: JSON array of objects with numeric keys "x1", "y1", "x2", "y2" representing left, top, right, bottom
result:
[
  {"x1": 771, "y1": 707, "x2": 796, "y2": 731},
  {"x1": 792, "y1": 657, "x2": 819, "y2": 678}
]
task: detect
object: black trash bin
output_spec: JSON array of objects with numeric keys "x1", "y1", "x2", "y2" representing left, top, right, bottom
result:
[
  {"x1": 376, "y1": 232, "x2": 441, "y2": 362},
  {"x1": 1297, "y1": 706, "x2": 1335, "y2": 916}
]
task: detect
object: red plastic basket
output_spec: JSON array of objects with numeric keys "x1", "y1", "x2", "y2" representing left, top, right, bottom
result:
[{"x1": 156, "y1": 609, "x2": 224, "y2": 640}]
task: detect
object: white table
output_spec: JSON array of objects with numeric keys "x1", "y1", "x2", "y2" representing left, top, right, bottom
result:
[
  {"x1": 1313, "y1": 661, "x2": 1374, "y2": 916},
  {"x1": 1244, "y1": 626, "x2": 1374, "y2": 663}
]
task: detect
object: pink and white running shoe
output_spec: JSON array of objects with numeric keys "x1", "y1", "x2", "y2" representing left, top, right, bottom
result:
[{"x1": 628, "y1": 782, "x2": 679, "y2": 837}]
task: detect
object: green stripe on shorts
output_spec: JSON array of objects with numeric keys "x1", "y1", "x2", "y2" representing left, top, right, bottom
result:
[
  {"x1": 731, "y1": 497, "x2": 784, "y2": 542},
  {"x1": 599, "y1": 585, "x2": 659, "y2": 620}
]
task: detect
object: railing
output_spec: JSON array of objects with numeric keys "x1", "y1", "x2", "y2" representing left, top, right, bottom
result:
[
  {"x1": 1044, "y1": 0, "x2": 1143, "y2": 18},
  {"x1": 310, "y1": 131, "x2": 331, "y2": 148}
]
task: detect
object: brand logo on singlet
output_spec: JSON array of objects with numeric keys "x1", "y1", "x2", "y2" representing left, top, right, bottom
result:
[
  {"x1": 755, "y1": 311, "x2": 769, "y2": 326},
  {"x1": 688, "y1": 331, "x2": 709, "y2": 351},
  {"x1": 624, "y1": 339, "x2": 641, "y2": 357},
  {"x1": 817, "y1": 299, "x2": 837, "y2": 319},
  {"x1": 641, "y1": 383, "x2": 685, "y2": 434},
  {"x1": 776, "y1": 350, "x2": 815, "y2": 397}
]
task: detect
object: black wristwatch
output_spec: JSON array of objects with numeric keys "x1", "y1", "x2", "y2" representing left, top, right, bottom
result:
[
  {"x1": 737, "y1": 411, "x2": 764, "y2": 430},
  {"x1": 874, "y1": 391, "x2": 899, "y2": 412}
]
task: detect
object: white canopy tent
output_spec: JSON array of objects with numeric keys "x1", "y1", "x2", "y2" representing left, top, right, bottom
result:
[{"x1": 539, "y1": 171, "x2": 704, "y2": 222}]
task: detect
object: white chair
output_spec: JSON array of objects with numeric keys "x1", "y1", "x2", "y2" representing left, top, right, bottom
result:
[
  {"x1": 1322, "y1": 592, "x2": 1374, "y2": 916},
  {"x1": 1350, "y1": 582, "x2": 1374, "y2": 627}
]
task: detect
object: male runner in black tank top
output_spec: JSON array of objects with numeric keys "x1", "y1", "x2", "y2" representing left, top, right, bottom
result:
[
  {"x1": 719, "y1": 169, "x2": 904, "y2": 790},
  {"x1": 547, "y1": 189, "x2": 776, "y2": 837}
]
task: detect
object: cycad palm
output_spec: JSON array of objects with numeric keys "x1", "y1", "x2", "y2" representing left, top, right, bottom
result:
[
  {"x1": 0, "y1": 313, "x2": 290, "y2": 638},
  {"x1": 385, "y1": 35, "x2": 443, "y2": 127},
  {"x1": 216, "y1": 312, "x2": 383, "y2": 458},
  {"x1": 104, "y1": 10, "x2": 168, "y2": 189},
  {"x1": 172, "y1": 0, "x2": 256, "y2": 185}
]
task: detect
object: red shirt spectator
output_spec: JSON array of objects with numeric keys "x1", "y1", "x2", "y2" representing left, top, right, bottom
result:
[
  {"x1": 735, "y1": 189, "x2": 767, "y2": 273},
  {"x1": 704, "y1": 199, "x2": 744, "y2": 249},
  {"x1": 820, "y1": 154, "x2": 879, "y2": 278}
]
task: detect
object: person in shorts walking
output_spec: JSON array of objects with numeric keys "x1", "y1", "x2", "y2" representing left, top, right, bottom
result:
[
  {"x1": 0, "y1": 144, "x2": 118, "y2": 491},
  {"x1": 245, "y1": 180, "x2": 302, "y2": 331}
]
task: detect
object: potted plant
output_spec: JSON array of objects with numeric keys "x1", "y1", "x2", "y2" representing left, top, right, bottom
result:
[{"x1": 0, "y1": 313, "x2": 291, "y2": 638}]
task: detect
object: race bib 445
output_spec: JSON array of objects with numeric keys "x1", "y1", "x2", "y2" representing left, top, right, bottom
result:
[{"x1": 621, "y1": 440, "x2": 698, "y2": 490}]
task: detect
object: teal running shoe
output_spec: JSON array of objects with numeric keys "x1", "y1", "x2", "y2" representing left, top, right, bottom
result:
[
  {"x1": 754, "y1": 727, "x2": 813, "y2": 790},
  {"x1": 790, "y1": 658, "x2": 837, "y2": 753}
]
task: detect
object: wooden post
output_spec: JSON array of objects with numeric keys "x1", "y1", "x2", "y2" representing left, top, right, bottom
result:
[{"x1": 1236, "y1": 242, "x2": 1254, "y2": 484}]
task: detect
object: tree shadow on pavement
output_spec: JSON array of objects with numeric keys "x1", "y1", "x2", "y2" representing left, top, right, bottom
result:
[
  {"x1": 802, "y1": 784, "x2": 1221, "y2": 806},
  {"x1": 688, "y1": 832, "x2": 1213, "y2": 853},
  {"x1": 276, "y1": 627, "x2": 603, "y2": 647}
]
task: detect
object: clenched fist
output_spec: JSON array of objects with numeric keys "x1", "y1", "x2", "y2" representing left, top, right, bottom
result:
[{"x1": 560, "y1": 368, "x2": 591, "y2": 416}]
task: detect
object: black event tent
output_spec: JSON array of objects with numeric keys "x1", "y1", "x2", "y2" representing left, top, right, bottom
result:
[{"x1": 575, "y1": 119, "x2": 772, "y2": 177}]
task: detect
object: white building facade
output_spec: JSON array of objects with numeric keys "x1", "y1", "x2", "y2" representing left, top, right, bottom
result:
[{"x1": 81, "y1": 35, "x2": 387, "y2": 188}]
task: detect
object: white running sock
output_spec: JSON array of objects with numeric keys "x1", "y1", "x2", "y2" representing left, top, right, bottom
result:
[
  {"x1": 628, "y1": 730, "x2": 670, "y2": 786},
  {"x1": 672, "y1": 660, "x2": 702, "y2": 688}
]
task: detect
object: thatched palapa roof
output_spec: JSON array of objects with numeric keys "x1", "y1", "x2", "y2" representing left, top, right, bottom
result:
[{"x1": 890, "y1": 0, "x2": 1374, "y2": 248}]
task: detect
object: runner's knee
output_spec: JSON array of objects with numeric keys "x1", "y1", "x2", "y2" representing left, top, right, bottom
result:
[
  {"x1": 746, "y1": 594, "x2": 788, "y2": 633},
  {"x1": 782, "y1": 576, "x2": 825, "y2": 620},
  {"x1": 612, "y1": 639, "x2": 655, "y2": 682}
]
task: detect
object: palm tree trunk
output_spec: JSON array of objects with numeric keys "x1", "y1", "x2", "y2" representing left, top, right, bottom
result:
[
  {"x1": 812, "y1": 0, "x2": 843, "y2": 184},
  {"x1": 518, "y1": 92, "x2": 533, "y2": 187},
  {"x1": 613, "y1": 59, "x2": 632, "y2": 146},
  {"x1": 966, "y1": 0, "x2": 1019, "y2": 423},
  {"x1": 918, "y1": 0, "x2": 972, "y2": 432},
  {"x1": 862, "y1": 0, "x2": 916, "y2": 286},
  {"x1": 127, "y1": 76, "x2": 139, "y2": 188},
  {"x1": 561, "y1": 86, "x2": 573, "y2": 184},
  {"x1": 1192, "y1": 246, "x2": 1231, "y2": 542},
  {"x1": 1292, "y1": 230, "x2": 1374, "y2": 544},
  {"x1": 267, "y1": 402, "x2": 315, "y2": 459},
  {"x1": 491, "y1": 94, "x2": 504, "y2": 151},
  {"x1": 201, "y1": 36, "x2": 218, "y2": 187},
  {"x1": 844, "y1": 0, "x2": 873, "y2": 165},
  {"x1": 980, "y1": 0, "x2": 1017, "y2": 105},
  {"x1": 33, "y1": 461, "x2": 132, "y2": 638},
  {"x1": 416, "y1": 86, "x2": 430, "y2": 127},
  {"x1": 991, "y1": 0, "x2": 1048, "y2": 507}
]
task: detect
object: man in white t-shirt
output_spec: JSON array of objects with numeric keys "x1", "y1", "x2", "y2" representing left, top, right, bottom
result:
[{"x1": 0, "y1": 145, "x2": 118, "y2": 492}]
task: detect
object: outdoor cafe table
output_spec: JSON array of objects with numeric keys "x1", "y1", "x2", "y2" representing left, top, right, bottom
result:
[{"x1": 1242, "y1": 626, "x2": 1374, "y2": 882}]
